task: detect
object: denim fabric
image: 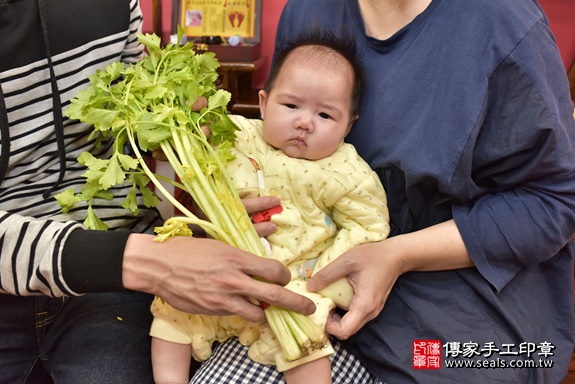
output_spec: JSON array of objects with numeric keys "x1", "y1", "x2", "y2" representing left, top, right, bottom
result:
[{"x1": 0, "y1": 292, "x2": 154, "y2": 384}]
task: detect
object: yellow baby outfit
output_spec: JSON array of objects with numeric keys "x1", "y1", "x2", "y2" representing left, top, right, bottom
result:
[{"x1": 150, "y1": 115, "x2": 390, "y2": 371}]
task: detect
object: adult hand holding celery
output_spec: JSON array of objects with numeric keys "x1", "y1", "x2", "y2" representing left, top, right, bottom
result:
[{"x1": 57, "y1": 28, "x2": 326, "y2": 363}]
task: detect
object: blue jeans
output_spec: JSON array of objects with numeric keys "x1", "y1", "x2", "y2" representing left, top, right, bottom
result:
[{"x1": 0, "y1": 291, "x2": 154, "y2": 383}]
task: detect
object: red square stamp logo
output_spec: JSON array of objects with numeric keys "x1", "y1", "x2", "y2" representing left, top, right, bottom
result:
[{"x1": 413, "y1": 340, "x2": 442, "y2": 370}]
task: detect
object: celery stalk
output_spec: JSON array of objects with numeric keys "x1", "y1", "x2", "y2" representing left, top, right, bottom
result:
[{"x1": 59, "y1": 27, "x2": 327, "y2": 363}]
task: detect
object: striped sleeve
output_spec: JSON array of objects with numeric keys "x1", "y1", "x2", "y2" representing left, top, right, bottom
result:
[{"x1": 0, "y1": 210, "x2": 82, "y2": 296}]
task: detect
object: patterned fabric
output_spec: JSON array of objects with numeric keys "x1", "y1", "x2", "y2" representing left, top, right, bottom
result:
[
  {"x1": 228, "y1": 115, "x2": 390, "y2": 274},
  {"x1": 190, "y1": 338, "x2": 382, "y2": 384}
]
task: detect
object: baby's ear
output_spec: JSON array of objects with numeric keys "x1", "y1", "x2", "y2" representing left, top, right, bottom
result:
[
  {"x1": 346, "y1": 114, "x2": 359, "y2": 135},
  {"x1": 258, "y1": 90, "x2": 269, "y2": 119}
]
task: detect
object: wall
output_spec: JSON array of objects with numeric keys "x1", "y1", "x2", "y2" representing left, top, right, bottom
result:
[
  {"x1": 141, "y1": 0, "x2": 575, "y2": 89},
  {"x1": 539, "y1": 0, "x2": 575, "y2": 71},
  {"x1": 139, "y1": 0, "x2": 286, "y2": 89},
  {"x1": 253, "y1": 0, "x2": 286, "y2": 88}
]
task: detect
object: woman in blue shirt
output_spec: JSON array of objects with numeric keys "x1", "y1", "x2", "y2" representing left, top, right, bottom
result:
[{"x1": 191, "y1": 1, "x2": 575, "y2": 382}]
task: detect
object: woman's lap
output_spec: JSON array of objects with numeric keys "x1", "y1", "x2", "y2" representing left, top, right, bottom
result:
[{"x1": 190, "y1": 338, "x2": 381, "y2": 383}]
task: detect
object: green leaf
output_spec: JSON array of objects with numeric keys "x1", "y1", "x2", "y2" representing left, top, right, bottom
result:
[
  {"x1": 154, "y1": 218, "x2": 193, "y2": 242},
  {"x1": 60, "y1": 30, "x2": 246, "y2": 246},
  {"x1": 117, "y1": 153, "x2": 139, "y2": 171},
  {"x1": 78, "y1": 183, "x2": 114, "y2": 202},
  {"x1": 208, "y1": 113, "x2": 238, "y2": 145},
  {"x1": 94, "y1": 190, "x2": 115, "y2": 200},
  {"x1": 54, "y1": 189, "x2": 82, "y2": 213},
  {"x1": 64, "y1": 86, "x2": 99, "y2": 121},
  {"x1": 135, "y1": 120, "x2": 172, "y2": 153},
  {"x1": 111, "y1": 118, "x2": 127, "y2": 130},
  {"x1": 78, "y1": 152, "x2": 108, "y2": 170},
  {"x1": 77, "y1": 152, "x2": 95, "y2": 166},
  {"x1": 216, "y1": 140, "x2": 237, "y2": 165},
  {"x1": 140, "y1": 185, "x2": 159, "y2": 208},
  {"x1": 133, "y1": 173, "x2": 160, "y2": 208},
  {"x1": 207, "y1": 89, "x2": 231, "y2": 111},
  {"x1": 84, "y1": 109, "x2": 121, "y2": 131},
  {"x1": 84, "y1": 205, "x2": 109, "y2": 230},
  {"x1": 99, "y1": 154, "x2": 125, "y2": 189},
  {"x1": 133, "y1": 173, "x2": 150, "y2": 188},
  {"x1": 196, "y1": 52, "x2": 220, "y2": 75},
  {"x1": 102, "y1": 62, "x2": 125, "y2": 83},
  {"x1": 121, "y1": 186, "x2": 139, "y2": 215},
  {"x1": 138, "y1": 33, "x2": 162, "y2": 68},
  {"x1": 64, "y1": 98, "x2": 87, "y2": 121},
  {"x1": 145, "y1": 85, "x2": 168, "y2": 100},
  {"x1": 202, "y1": 160, "x2": 218, "y2": 177},
  {"x1": 180, "y1": 164, "x2": 196, "y2": 184},
  {"x1": 177, "y1": 25, "x2": 185, "y2": 45},
  {"x1": 77, "y1": 182, "x2": 112, "y2": 202},
  {"x1": 82, "y1": 168, "x2": 106, "y2": 184},
  {"x1": 138, "y1": 33, "x2": 162, "y2": 55},
  {"x1": 133, "y1": 64, "x2": 154, "y2": 86}
]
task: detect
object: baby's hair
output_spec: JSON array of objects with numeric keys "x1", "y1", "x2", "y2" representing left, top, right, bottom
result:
[{"x1": 267, "y1": 29, "x2": 366, "y2": 117}]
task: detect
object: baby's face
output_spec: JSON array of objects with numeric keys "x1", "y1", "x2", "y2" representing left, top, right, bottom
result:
[{"x1": 259, "y1": 54, "x2": 355, "y2": 160}]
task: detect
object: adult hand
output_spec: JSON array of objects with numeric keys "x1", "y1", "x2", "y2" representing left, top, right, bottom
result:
[
  {"x1": 307, "y1": 239, "x2": 403, "y2": 340},
  {"x1": 242, "y1": 196, "x2": 281, "y2": 237},
  {"x1": 307, "y1": 220, "x2": 473, "y2": 340},
  {"x1": 122, "y1": 233, "x2": 316, "y2": 323}
]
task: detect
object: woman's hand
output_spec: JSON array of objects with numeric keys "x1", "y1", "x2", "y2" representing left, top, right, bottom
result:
[
  {"x1": 307, "y1": 239, "x2": 404, "y2": 340},
  {"x1": 307, "y1": 220, "x2": 473, "y2": 340}
]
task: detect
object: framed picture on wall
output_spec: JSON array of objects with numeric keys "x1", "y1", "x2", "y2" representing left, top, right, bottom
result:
[{"x1": 172, "y1": 0, "x2": 261, "y2": 44}]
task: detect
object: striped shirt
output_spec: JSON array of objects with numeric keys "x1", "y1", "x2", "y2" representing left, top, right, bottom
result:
[{"x1": 0, "y1": 0, "x2": 162, "y2": 297}]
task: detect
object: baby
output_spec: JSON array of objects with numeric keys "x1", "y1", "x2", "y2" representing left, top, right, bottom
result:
[{"x1": 150, "y1": 31, "x2": 390, "y2": 384}]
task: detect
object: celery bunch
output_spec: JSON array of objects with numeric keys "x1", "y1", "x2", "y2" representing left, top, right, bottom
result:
[{"x1": 57, "y1": 28, "x2": 326, "y2": 363}]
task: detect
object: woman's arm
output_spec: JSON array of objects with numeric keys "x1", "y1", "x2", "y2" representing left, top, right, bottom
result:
[{"x1": 307, "y1": 219, "x2": 472, "y2": 340}]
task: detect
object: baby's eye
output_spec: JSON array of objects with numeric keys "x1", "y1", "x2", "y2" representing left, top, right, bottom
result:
[
  {"x1": 284, "y1": 104, "x2": 297, "y2": 109},
  {"x1": 319, "y1": 112, "x2": 332, "y2": 119}
]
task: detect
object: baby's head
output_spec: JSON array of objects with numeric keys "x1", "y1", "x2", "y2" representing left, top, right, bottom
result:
[{"x1": 259, "y1": 31, "x2": 365, "y2": 160}]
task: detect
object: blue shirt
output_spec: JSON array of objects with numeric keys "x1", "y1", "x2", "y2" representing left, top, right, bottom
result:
[{"x1": 276, "y1": 1, "x2": 575, "y2": 382}]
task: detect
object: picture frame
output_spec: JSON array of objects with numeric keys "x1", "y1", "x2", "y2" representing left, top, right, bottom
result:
[{"x1": 171, "y1": 0, "x2": 261, "y2": 44}]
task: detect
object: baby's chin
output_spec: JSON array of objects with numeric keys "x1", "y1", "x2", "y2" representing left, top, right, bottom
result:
[
  {"x1": 280, "y1": 146, "x2": 318, "y2": 161},
  {"x1": 275, "y1": 142, "x2": 333, "y2": 161}
]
